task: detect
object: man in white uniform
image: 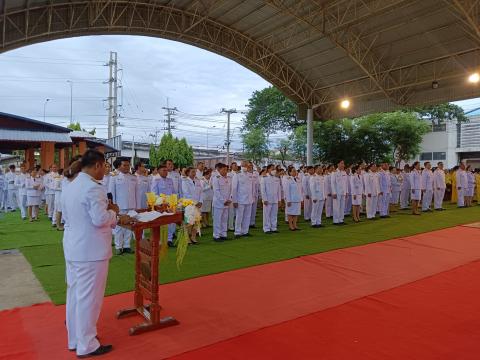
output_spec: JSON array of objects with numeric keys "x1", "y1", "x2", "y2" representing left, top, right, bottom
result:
[
  {"x1": 62, "y1": 149, "x2": 130, "y2": 358},
  {"x1": 433, "y1": 162, "x2": 446, "y2": 211},
  {"x1": 421, "y1": 162, "x2": 434, "y2": 212},
  {"x1": 231, "y1": 162, "x2": 254, "y2": 238},
  {"x1": 15, "y1": 163, "x2": 28, "y2": 220},
  {"x1": 260, "y1": 164, "x2": 281, "y2": 234},
  {"x1": 456, "y1": 162, "x2": 468, "y2": 208},
  {"x1": 44, "y1": 164, "x2": 59, "y2": 222},
  {"x1": 378, "y1": 163, "x2": 391, "y2": 218},
  {"x1": 212, "y1": 163, "x2": 231, "y2": 242},
  {"x1": 108, "y1": 158, "x2": 137, "y2": 255},
  {"x1": 166, "y1": 159, "x2": 181, "y2": 197},
  {"x1": 302, "y1": 166, "x2": 314, "y2": 221},
  {"x1": 331, "y1": 160, "x2": 348, "y2": 225},
  {"x1": 249, "y1": 165, "x2": 260, "y2": 228},
  {"x1": 5, "y1": 164, "x2": 18, "y2": 212}
]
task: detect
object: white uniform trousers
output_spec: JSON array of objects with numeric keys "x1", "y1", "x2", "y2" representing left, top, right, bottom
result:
[
  {"x1": 17, "y1": 193, "x2": 27, "y2": 218},
  {"x1": 422, "y1": 190, "x2": 433, "y2": 211},
  {"x1": 390, "y1": 191, "x2": 400, "y2": 205},
  {"x1": 6, "y1": 189, "x2": 17, "y2": 211},
  {"x1": 114, "y1": 209, "x2": 132, "y2": 249},
  {"x1": 457, "y1": 189, "x2": 465, "y2": 207},
  {"x1": 46, "y1": 193, "x2": 55, "y2": 218},
  {"x1": 332, "y1": 195, "x2": 345, "y2": 224},
  {"x1": 366, "y1": 196, "x2": 378, "y2": 219},
  {"x1": 434, "y1": 188, "x2": 445, "y2": 209},
  {"x1": 228, "y1": 204, "x2": 235, "y2": 231},
  {"x1": 325, "y1": 196, "x2": 333, "y2": 217},
  {"x1": 213, "y1": 207, "x2": 228, "y2": 238},
  {"x1": 344, "y1": 195, "x2": 352, "y2": 215},
  {"x1": 262, "y1": 203, "x2": 278, "y2": 232},
  {"x1": 311, "y1": 200, "x2": 325, "y2": 226},
  {"x1": 400, "y1": 189, "x2": 410, "y2": 209},
  {"x1": 1, "y1": 189, "x2": 7, "y2": 210},
  {"x1": 235, "y1": 204, "x2": 252, "y2": 235},
  {"x1": 379, "y1": 193, "x2": 390, "y2": 216},
  {"x1": 66, "y1": 259, "x2": 108, "y2": 356},
  {"x1": 250, "y1": 197, "x2": 258, "y2": 226},
  {"x1": 303, "y1": 198, "x2": 312, "y2": 220}
]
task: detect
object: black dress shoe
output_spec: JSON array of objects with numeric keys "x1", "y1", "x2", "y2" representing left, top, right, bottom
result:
[
  {"x1": 234, "y1": 235, "x2": 242, "y2": 239},
  {"x1": 249, "y1": 225, "x2": 256, "y2": 229},
  {"x1": 167, "y1": 242, "x2": 176, "y2": 248},
  {"x1": 213, "y1": 237, "x2": 224, "y2": 242},
  {"x1": 123, "y1": 248, "x2": 135, "y2": 254},
  {"x1": 77, "y1": 344, "x2": 113, "y2": 358},
  {"x1": 265, "y1": 231, "x2": 273, "y2": 234},
  {"x1": 272, "y1": 230, "x2": 279, "y2": 233},
  {"x1": 243, "y1": 233, "x2": 252, "y2": 237}
]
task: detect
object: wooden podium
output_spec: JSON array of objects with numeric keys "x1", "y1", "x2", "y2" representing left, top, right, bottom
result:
[{"x1": 116, "y1": 212, "x2": 183, "y2": 335}]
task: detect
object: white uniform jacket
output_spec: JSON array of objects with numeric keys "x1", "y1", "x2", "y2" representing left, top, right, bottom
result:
[
  {"x1": 181, "y1": 177, "x2": 203, "y2": 203},
  {"x1": 260, "y1": 174, "x2": 282, "y2": 204},
  {"x1": 231, "y1": 171, "x2": 254, "y2": 205},
  {"x1": 331, "y1": 170, "x2": 348, "y2": 196},
  {"x1": 108, "y1": 172, "x2": 137, "y2": 210},
  {"x1": 62, "y1": 172, "x2": 117, "y2": 262},
  {"x1": 309, "y1": 175, "x2": 326, "y2": 201}
]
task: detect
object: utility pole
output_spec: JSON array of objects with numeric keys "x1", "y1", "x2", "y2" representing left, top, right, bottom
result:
[
  {"x1": 221, "y1": 108, "x2": 237, "y2": 165},
  {"x1": 162, "y1": 98, "x2": 177, "y2": 134},
  {"x1": 107, "y1": 51, "x2": 119, "y2": 139}
]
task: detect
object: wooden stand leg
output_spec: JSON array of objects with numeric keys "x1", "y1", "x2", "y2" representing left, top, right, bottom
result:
[{"x1": 129, "y1": 316, "x2": 179, "y2": 336}]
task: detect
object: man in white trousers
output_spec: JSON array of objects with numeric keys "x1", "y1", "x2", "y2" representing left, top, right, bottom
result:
[
  {"x1": 260, "y1": 164, "x2": 281, "y2": 234},
  {"x1": 378, "y1": 163, "x2": 391, "y2": 218},
  {"x1": 231, "y1": 161, "x2": 254, "y2": 238},
  {"x1": 331, "y1": 160, "x2": 348, "y2": 225},
  {"x1": 302, "y1": 166, "x2": 314, "y2": 221},
  {"x1": 15, "y1": 163, "x2": 28, "y2": 220},
  {"x1": 433, "y1": 162, "x2": 446, "y2": 211},
  {"x1": 212, "y1": 163, "x2": 232, "y2": 242},
  {"x1": 62, "y1": 149, "x2": 131, "y2": 358},
  {"x1": 421, "y1": 162, "x2": 434, "y2": 211},
  {"x1": 309, "y1": 165, "x2": 326, "y2": 227},
  {"x1": 456, "y1": 162, "x2": 468, "y2": 208},
  {"x1": 365, "y1": 164, "x2": 381, "y2": 219},
  {"x1": 44, "y1": 164, "x2": 59, "y2": 222},
  {"x1": 5, "y1": 164, "x2": 18, "y2": 212}
]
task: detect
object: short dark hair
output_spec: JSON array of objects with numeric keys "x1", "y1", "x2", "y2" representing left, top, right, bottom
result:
[
  {"x1": 157, "y1": 164, "x2": 167, "y2": 170},
  {"x1": 134, "y1": 161, "x2": 144, "y2": 171},
  {"x1": 9, "y1": 164, "x2": 15, "y2": 170},
  {"x1": 81, "y1": 149, "x2": 105, "y2": 168}
]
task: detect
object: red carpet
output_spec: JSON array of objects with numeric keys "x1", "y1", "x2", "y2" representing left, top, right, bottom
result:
[
  {"x1": 170, "y1": 259, "x2": 480, "y2": 360},
  {"x1": 1, "y1": 226, "x2": 480, "y2": 360}
]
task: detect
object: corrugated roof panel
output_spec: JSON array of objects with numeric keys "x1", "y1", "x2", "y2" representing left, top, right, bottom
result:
[{"x1": 0, "y1": 129, "x2": 72, "y2": 143}]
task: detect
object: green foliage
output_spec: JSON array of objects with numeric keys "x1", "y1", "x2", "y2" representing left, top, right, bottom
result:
[
  {"x1": 242, "y1": 128, "x2": 269, "y2": 164},
  {"x1": 272, "y1": 139, "x2": 293, "y2": 165},
  {"x1": 150, "y1": 133, "x2": 194, "y2": 168},
  {"x1": 243, "y1": 86, "x2": 300, "y2": 134},
  {"x1": 67, "y1": 122, "x2": 96, "y2": 135},
  {"x1": 313, "y1": 111, "x2": 429, "y2": 165},
  {"x1": 413, "y1": 103, "x2": 468, "y2": 124},
  {"x1": 289, "y1": 125, "x2": 308, "y2": 163}
]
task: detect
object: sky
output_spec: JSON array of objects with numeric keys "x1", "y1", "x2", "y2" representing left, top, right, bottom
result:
[
  {"x1": 0, "y1": 35, "x2": 270, "y2": 151},
  {"x1": 1, "y1": 34, "x2": 480, "y2": 152}
]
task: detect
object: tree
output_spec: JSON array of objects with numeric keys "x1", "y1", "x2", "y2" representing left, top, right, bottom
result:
[
  {"x1": 150, "y1": 133, "x2": 194, "y2": 168},
  {"x1": 243, "y1": 86, "x2": 300, "y2": 134},
  {"x1": 274, "y1": 138, "x2": 292, "y2": 166},
  {"x1": 382, "y1": 111, "x2": 430, "y2": 165},
  {"x1": 242, "y1": 128, "x2": 269, "y2": 164},
  {"x1": 413, "y1": 103, "x2": 468, "y2": 124},
  {"x1": 289, "y1": 125, "x2": 308, "y2": 163},
  {"x1": 67, "y1": 122, "x2": 96, "y2": 135}
]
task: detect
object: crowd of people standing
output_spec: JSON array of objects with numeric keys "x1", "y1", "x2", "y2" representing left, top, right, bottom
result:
[{"x1": 2, "y1": 157, "x2": 480, "y2": 244}]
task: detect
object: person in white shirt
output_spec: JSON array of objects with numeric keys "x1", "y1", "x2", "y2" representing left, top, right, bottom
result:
[
  {"x1": 400, "y1": 164, "x2": 411, "y2": 210},
  {"x1": 108, "y1": 158, "x2": 137, "y2": 255},
  {"x1": 62, "y1": 149, "x2": 132, "y2": 358},
  {"x1": 302, "y1": 166, "x2": 314, "y2": 221},
  {"x1": 181, "y1": 167, "x2": 203, "y2": 244},
  {"x1": 26, "y1": 168, "x2": 43, "y2": 221},
  {"x1": 324, "y1": 165, "x2": 334, "y2": 218},
  {"x1": 331, "y1": 160, "x2": 348, "y2": 225},
  {"x1": 231, "y1": 161, "x2": 254, "y2": 238},
  {"x1": 410, "y1": 161, "x2": 422, "y2": 215},
  {"x1": 0, "y1": 168, "x2": 6, "y2": 211},
  {"x1": 390, "y1": 167, "x2": 401, "y2": 208},
  {"x1": 421, "y1": 162, "x2": 434, "y2": 211},
  {"x1": 44, "y1": 164, "x2": 59, "y2": 222},
  {"x1": 433, "y1": 162, "x2": 446, "y2": 210},
  {"x1": 200, "y1": 169, "x2": 213, "y2": 228},
  {"x1": 101, "y1": 162, "x2": 112, "y2": 193},
  {"x1": 378, "y1": 163, "x2": 391, "y2": 218},
  {"x1": 466, "y1": 165, "x2": 475, "y2": 207},
  {"x1": 5, "y1": 164, "x2": 18, "y2": 212},
  {"x1": 344, "y1": 166, "x2": 352, "y2": 216},
  {"x1": 195, "y1": 162, "x2": 205, "y2": 182},
  {"x1": 227, "y1": 162, "x2": 239, "y2": 231},
  {"x1": 350, "y1": 166, "x2": 364, "y2": 223},
  {"x1": 212, "y1": 163, "x2": 232, "y2": 242},
  {"x1": 260, "y1": 164, "x2": 282, "y2": 234},
  {"x1": 52, "y1": 169, "x2": 64, "y2": 230},
  {"x1": 15, "y1": 163, "x2": 28, "y2": 220},
  {"x1": 283, "y1": 167, "x2": 302, "y2": 231},
  {"x1": 249, "y1": 167, "x2": 260, "y2": 228},
  {"x1": 134, "y1": 162, "x2": 150, "y2": 210},
  {"x1": 456, "y1": 162, "x2": 468, "y2": 208},
  {"x1": 364, "y1": 164, "x2": 381, "y2": 219},
  {"x1": 309, "y1": 165, "x2": 326, "y2": 227}
]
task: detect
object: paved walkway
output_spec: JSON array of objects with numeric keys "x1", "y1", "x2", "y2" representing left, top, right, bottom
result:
[{"x1": 0, "y1": 250, "x2": 50, "y2": 310}]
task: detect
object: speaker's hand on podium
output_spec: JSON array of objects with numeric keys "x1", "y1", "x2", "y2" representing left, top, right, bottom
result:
[{"x1": 118, "y1": 215, "x2": 135, "y2": 225}]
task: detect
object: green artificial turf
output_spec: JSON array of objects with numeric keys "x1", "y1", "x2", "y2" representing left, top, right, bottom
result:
[{"x1": 1, "y1": 204, "x2": 479, "y2": 305}]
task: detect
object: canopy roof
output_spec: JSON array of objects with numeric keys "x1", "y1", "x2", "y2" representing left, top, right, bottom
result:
[{"x1": 1, "y1": 0, "x2": 480, "y2": 119}]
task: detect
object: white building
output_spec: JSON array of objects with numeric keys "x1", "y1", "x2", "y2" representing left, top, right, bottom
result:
[{"x1": 411, "y1": 108, "x2": 480, "y2": 169}]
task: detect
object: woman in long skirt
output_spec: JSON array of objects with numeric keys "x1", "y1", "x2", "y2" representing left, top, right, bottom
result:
[{"x1": 283, "y1": 167, "x2": 302, "y2": 231}]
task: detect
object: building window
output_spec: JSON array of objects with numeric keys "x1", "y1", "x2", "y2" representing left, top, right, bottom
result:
[
  {"x1": 420, "y1": 152, "x2": 433, "y2": 161},
  {"x1": 432, "y1": 152, "x2": 446, "y2": 160}
]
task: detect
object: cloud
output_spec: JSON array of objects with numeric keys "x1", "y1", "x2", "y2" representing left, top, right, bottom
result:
[{"x1": 0, "y1": 35, "x2": 270, "y2": 150}]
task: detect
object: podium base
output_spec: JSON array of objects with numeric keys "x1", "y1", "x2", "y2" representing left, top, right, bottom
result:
[{"x1": 128, "y1": 316, "x2": 179, "y2": 336}]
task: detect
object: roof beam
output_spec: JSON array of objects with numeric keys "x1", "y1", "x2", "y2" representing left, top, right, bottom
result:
[
  {"x1": 444, "y1": 0, "x2": 480, "y2": 45},
  {"x1": 264, "y1": 0, "x2": 414, "y2": 105}
]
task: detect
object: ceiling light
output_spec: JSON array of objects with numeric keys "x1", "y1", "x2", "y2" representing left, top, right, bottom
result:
[
  {"x1": 340, "y1": 99, "x2": 350, "y2": 109},
  {"x1": 468, "y1": 72, "x2": 480, "y2": 83}
]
